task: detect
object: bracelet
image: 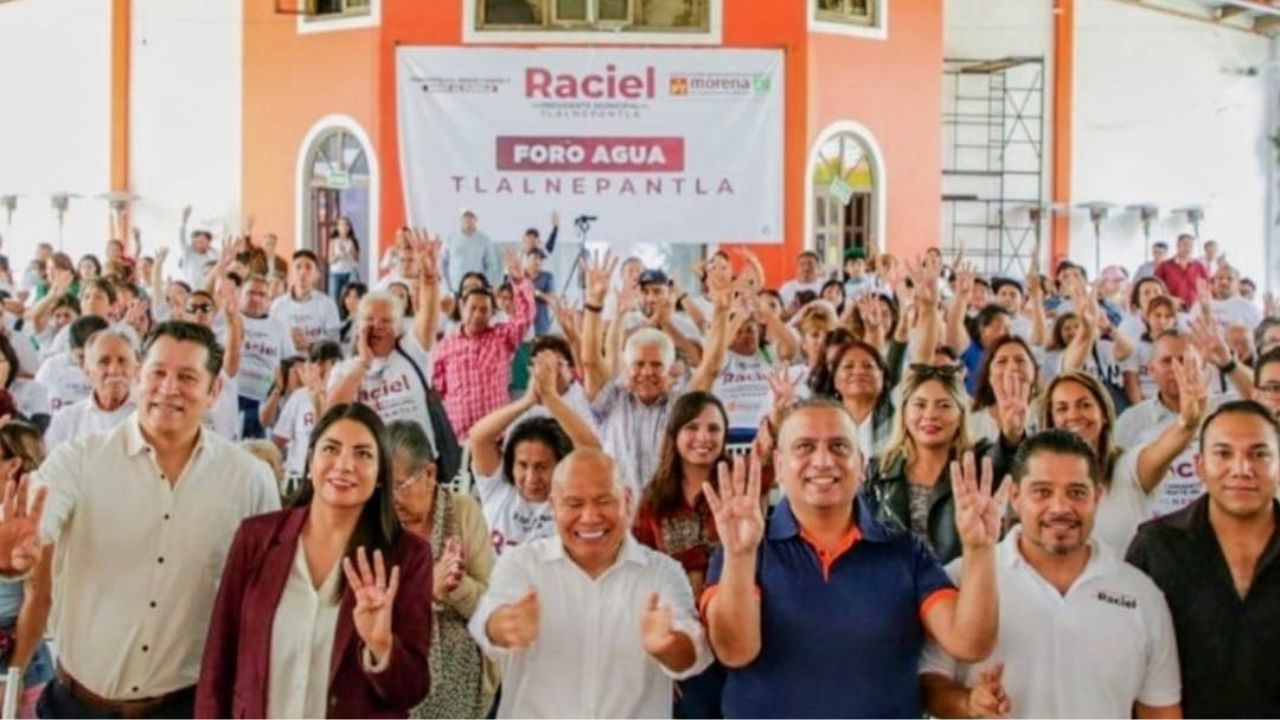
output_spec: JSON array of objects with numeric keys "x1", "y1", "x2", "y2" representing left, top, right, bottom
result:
[
  {"x1": 1218, "y1": 358, "x2": 1238, "y2": 374},
  {"x1": 584, "y1": 303, "x2": 604, "y2": 314}
]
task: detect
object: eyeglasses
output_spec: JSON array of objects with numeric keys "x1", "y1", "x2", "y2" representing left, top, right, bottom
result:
[
  {"x1": 1258, "y1": 383, "x2": 1280, "y2": 397},
  {"x1": 393, "y1": 468, "x2": 429, "y2": 494},
  {"x1": 186, "y1": 303, "x2": 215, "y2": 314}
]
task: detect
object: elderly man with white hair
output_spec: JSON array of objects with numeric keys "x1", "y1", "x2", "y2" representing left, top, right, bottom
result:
[
  {"x1": 326, "y1": 233, "x2": 452, "y2": 462},
  {"x1": 470, "y1": 448, "x2": 712, "y2": 719},
  {"x1": 43, "y1": 329, "x2": 138, "y2": 448},
  {"x1": 580, "y1": 252, "x2": 732, "y2": 494}
]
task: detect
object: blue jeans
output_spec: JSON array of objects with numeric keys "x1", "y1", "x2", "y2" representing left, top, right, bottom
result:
[
  {"x1": 238, "y1": 396, "x2": 265, "y2": 440},
  {"x1": 330, "y1": 271, "x2": 352, "y2": 303}
]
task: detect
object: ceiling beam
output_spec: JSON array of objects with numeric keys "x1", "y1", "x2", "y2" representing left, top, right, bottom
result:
[
  {"x1": 1254, "y1": 13, "x2": 1280, "y2": 30},
  {"x1": 1219, "y1": 4, "x2": 1252, "y2": 19}
]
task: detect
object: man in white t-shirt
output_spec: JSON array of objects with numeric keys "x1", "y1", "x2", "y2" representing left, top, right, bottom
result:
[
  {"x1": 44, "y1": 330, "x2": 137, "y2": 448},
  {"x1": 176, "y1": 205, "x2": 221, "y2": 289},
  {"x1": 236, "y1": 274, "x2": 290, "y2": 439},
  {"x1": 777, "y1": 251, "x2": 827, "y2": 310},
  {"x1": 920, "y1": 429, "x2": 1181, "y2": 719},
  {"x1": 184, "y1": 286, "x2": 244, "y2": 440},
  {"x1": 35, "y1": 315, "x2": 107, "y2": 414},
  {"x1": 622, "y1": 269, "x2": 703, "y2": 356},
  {"x1": 269, "y1": 249, "x2": 341, "y2": 356},
  {"x1": 1205, "y1": 264, "x2": 1262, "y2": 333}
]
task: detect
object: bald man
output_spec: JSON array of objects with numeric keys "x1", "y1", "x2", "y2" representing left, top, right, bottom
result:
[
  {"x1": 469, "y1": 449, "x2": 711, "y2": 718},
  {"x1": 44, "y1": 330, "x2": 138, "y2": 449}
]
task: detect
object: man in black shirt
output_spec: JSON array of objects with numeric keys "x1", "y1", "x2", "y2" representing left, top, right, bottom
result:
[{"x1": 1128, "y1": 399, "x2": 1280, "y2": 718}]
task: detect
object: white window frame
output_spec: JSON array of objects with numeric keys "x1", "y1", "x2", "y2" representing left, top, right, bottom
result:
[
  {"x1": 804, "y1": 121, "x2": 886, "y2": 257},
  {"x1": 295, "y1": 115, "x2": 381, "y2": 283},
  {"x1": 297, "y1": 0, "x2": 380, "y2": 35},
  {"x1": 809, "y1": 0, "x2": 887, "y2": 41},
  {"x1": 463, "y1": 0, "x2": 723, "y2": 45}
]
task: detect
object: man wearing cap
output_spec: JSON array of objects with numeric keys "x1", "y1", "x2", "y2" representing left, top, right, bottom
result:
[
  {"x1": 842, "y1": 248, "x2": 877, "y2": 299},
  {"x1": 443, "y1": 209, "x2": 501, "y2": 293},
  {"x1": 624, "y1": 269, "x2": 704, "y2": 361}
]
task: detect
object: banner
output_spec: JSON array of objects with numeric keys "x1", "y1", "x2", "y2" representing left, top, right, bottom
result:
[{"x1": 397, "y1": 47, "x2": 785, "y2": 246}]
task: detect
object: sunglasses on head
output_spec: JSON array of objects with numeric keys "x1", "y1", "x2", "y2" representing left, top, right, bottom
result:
[{"x1": 907, "y1": 363, "x2": 961, "y2": 382}]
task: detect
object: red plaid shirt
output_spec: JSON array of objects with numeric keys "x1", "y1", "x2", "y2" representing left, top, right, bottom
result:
[{"x1": 432, "y1": 278, "x2": 534, "y2": 439}]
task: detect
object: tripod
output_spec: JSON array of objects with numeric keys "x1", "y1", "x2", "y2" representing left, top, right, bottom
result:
[{"x1": 561, "y1": 216, "x2": 594, "y2": 297}]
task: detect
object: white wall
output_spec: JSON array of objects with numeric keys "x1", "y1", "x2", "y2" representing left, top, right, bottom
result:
[
  {"x1": 1071, "y1": 0, "x2": 1272, "y2": 287},
  {"x1": 0, "y1": 0, "x2": 112, "y2": 275},
  {"x1": 130, "y1": 0, "x2": 243, "y2": 279}
]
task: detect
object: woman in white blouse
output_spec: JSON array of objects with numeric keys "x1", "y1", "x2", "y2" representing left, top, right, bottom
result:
[{"x1": 196, "y1": 403, "x2": 433, "y2": 719}]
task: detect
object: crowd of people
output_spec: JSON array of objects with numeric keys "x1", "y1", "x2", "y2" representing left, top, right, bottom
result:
[{"x1": 0, "y1": 212, "x2": 1274, "y2": 719}]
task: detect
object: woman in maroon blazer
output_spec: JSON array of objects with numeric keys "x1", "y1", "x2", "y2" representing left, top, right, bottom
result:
[{"x1": 196, "y1": 403, "x2": 432, "y2": 719}]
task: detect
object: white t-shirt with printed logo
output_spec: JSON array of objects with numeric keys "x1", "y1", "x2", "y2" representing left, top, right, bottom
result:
[
  {"x1": 269, "y1": 291, "x2": 341, "y2": 356},
  {"x1": 203, "y1": 371, "x2": 241, "y2": 440},
  {"x1": 327, "y1": 332, "x2": 436, "y2": 452},
  {"x1": 237, "y1": 314, "x2": 292, "y2": 402},
  {"x1": 711, "y1": 350, "x2": 774, "y2": 433},
  {"x1": 273, "y1": 388, "x2": 318, "y2": 479},
  {"x1": 1115, "y1": 395, "x2": 1225, "y2": 519},
  {"x1": 1207, "y1": 296, "x2": 1262, "y2": 332},
  {"x1": 34, "y1": 352, "x2": 90, "y2": 414},
  {"x1": 474, "y1": 468, "x2": 554, "y2": 556}
]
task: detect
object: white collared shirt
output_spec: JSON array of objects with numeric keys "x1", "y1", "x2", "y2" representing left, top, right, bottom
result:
[
  {"x1": 469, "y1": 535, "x2": 711, "y2": 719},
  {"x1": 34, "y1": 415, "x2": 281, "y2": 699},
  {"x1": 269, "y1": 542, "x2": 342, "y2": 720},
  {"x1": 43, "y1": 394, "x2": 136, "y2": 449},
  {"x1": 920, "y1": 529, "x2": 1181, "y2": 718}
]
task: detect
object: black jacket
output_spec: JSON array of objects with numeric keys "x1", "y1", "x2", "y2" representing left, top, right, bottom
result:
[{"x1": 860, "y1": 437, "x2": 1013, "y2": 563}]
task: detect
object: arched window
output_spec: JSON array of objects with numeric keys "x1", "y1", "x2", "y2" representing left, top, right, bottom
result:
[
  {"x1": 810, "y1": 128, "x2": 880, "y2": 270},
  {"x1": 301, "y1": 125, "x2": 374, "y2": 289}
]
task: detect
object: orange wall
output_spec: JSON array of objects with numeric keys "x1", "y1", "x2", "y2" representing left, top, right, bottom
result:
[
  {"x1": 808, "y1": 2, "x2": 944, "y2": 264},
  {"x1": 241, "y1": 0, "x2": 380, "y2": 250},
  {"x1": 243, "y1": 0, "x2": 943, "y2": 286}
]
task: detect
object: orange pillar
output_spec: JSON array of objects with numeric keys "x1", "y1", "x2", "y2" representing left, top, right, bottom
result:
[
  {"x1": 1051, "y1": 0, "x2": 1074, "y2": 267},
  {"x1": 110, "y1": 0, "x2": 131, "y2": 239}
]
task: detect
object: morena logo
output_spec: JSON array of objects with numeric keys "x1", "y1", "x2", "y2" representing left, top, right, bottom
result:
[{"x1": 525, "y1": 65, "x2": 656, "y2": 100}]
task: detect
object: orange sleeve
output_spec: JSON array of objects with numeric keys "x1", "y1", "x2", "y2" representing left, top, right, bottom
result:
[
  {"x1": 918, "y1": 587, "x2": 960, "y2": 621},
  {"x1": 699, "y1": 583, "x2": 763, "y2": 621}
]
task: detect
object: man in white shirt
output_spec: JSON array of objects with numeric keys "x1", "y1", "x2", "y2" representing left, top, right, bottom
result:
[
  {"x1": 33, "y1": 320, "x2": 280, "y2": 718},
  {"x1": 777, "y1": 251, "x2": 827, "y2": 310},
  {"x1": 235, "y1": 274, "x2": 290, "y2": 439},
  {"x1": 920, "y1": 429, "x2": 1181, "y2": 718},
  {"x1": 176, "y1": 205, "x2": 219, "y2": 290},
  {"x1": 269, "y1": 250, "x2": 341, "y2": 356},
  {"x1": 470, "y1": 448, "x2": 711, "y2": 718},
  {"x1": 1200, "y1": 239, "x2": 1225, "y2": 276},
  {"x1": 44, "y1": 330, "x2": 137, "y2": 448},
  {"x1": 1205, "y1": 264, "x2": 1262, "y2": 333},
  {"x1": 622, "y1": 269, "x2": 703, "y2": 349}
]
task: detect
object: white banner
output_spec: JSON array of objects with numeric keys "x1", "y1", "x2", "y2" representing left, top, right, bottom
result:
[{"x1": 397, "y1": 47, "x2": 785, "y2": 246}]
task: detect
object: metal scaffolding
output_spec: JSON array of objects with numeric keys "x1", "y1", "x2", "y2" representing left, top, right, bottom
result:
[{"x1": 941, "y1": 56, "x2": 1046, "y2": 277}]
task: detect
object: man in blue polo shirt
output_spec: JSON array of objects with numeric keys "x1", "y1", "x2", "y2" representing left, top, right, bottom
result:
[{"x1": 701, "y1": 398, "x2": 1006, "y2": 718}]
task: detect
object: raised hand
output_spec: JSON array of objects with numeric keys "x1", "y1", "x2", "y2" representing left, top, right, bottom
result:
[
  {"x1": 410, "y1": 229, "x2": 442, "y2": 285},
  {"x1": 968, "y1": 663, "x2": 1011, "y2": 718},
  {"x1": 1174, "y1": 345, "x2": 1209, "y2": 430},
  {"x1": 181, "y1": 205, "x2": 193, "y2": 225},
  {"x1": 640, "y1": 592, "x2": 682, "y2": 657},
  {"x1": 581, "y1": 251, "x2": 618, "y2": 306},
  {"x1": 355, "y1": 324, "x2": 374, "y2": 365},
  {"x1": 954, "y1": 263, "x2": 977, "y2": 300},
  {"x1": 342, "y1": 546, "x2": 400, "y2": 661},
  {"x1": 704, "y1": 455, "x2": 765, "y2": 557},
  {"x1": 488, "y1": 587, "x2": 540, "y2": 650},
  {"x1": 0, "y1": 475, "x2": 46, "y2": 575},
  {"x1": 532, "y1": 350, "x2": 561, "y2": 401},
  {"x1": 1188, "y1": 315, "x2": 1231, "y2": 369},
  {"x1": 993, "y1": 369, "x2": 1030, "y2": 442},
  {"x1": 433, "y1": 537, "x2": 465, "y2": 602},
  {"x1": 951, "y1": 452, "x2": 1010, "y2": 550},
  {"x1": 766, "y1": 364, "x2": 798, "y2": 416},
  {"x1": 502, "y1": 249, "x2": 525, "y2": 282},
  {"x1": 1265, "y1": 291, "x2": 1279, "y2": 318},
  {"x1": 706, "y1": 261, "x2": 734, "y2": 310}
]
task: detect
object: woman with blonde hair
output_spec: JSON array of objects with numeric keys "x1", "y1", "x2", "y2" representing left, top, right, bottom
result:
[
  {"x1": 861, "y1": 365, "x2": 1022, "y2": 562},
  {"x1": 1039, "y1": 369, "x2": 1208, "y2": 553}
]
